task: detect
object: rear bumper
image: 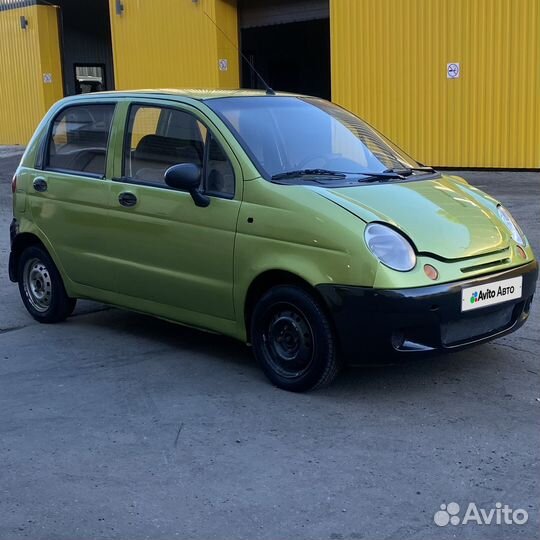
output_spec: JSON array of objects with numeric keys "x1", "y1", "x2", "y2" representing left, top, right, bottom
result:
[
  {"x1": 8, "y1": 218, "x2": 18, "y2": 282},
  {"x1": 316, "y1": 261, "x2": 538, "y2": 362}
]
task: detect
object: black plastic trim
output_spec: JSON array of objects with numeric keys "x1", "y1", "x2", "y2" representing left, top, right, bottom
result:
[
  {"x1": 118, "y1": 192, "x2": 138, "y2": 207},
  {"x1": 316, "y1": 261, "x2": 538, "y2": 362},
  {"x1": 9, "y1": 218, "x2": 18, "y2": 246},
  {"x1": 8, "y1": 218, "x2": 19, "y2": 282}
]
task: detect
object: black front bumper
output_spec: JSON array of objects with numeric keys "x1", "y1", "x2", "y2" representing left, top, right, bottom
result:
[{"x1": 317, "y1": 261, "x2": 538, "y2": 362}]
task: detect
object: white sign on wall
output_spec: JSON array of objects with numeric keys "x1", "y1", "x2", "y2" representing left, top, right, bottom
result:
[
  {"x1": 447, "y1": 63, "x2": 460, "y2": 79},
  {"x1": 43, "y1": 73, "x2": 53, "y2": 84},
  {"x1": 218, "y1": 59, "x2": 229, "y2": 72}
]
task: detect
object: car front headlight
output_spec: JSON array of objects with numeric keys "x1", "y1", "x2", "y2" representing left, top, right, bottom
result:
[
  {"x1": 364, "y1": 223, "x2": 416, "y2": 272},
  {"x1": 497, "y1": 205, "x2": 526, "y2": 246}
]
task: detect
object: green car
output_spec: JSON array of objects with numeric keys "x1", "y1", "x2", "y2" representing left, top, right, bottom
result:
[{"x1": 8, "y1": 90, "x2": 538, "y2": 391}]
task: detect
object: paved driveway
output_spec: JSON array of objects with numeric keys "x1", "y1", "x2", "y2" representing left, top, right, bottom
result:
[{"x1": 1, "y1": 148, "x2": 539, "y2": 540}]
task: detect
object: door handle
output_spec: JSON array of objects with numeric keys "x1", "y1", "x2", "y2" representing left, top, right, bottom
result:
[
  {"x1": 33, "y1": 177, "x2": 48, "y2": 193},
  {"x1": 118, "y1": 192, "x2": 138, "y2": 208}
]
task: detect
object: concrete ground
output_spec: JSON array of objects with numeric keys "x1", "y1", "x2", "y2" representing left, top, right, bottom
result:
[{"x1": 0, "y1": 147, "x2": 539, "y2": 540}]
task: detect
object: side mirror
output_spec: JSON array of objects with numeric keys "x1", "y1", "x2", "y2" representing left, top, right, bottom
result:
[{"x1": 164, "y1": 163, "x2": 210, "y2": 207}]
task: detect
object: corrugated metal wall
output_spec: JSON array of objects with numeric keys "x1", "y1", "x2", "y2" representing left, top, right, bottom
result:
[
  {"x1": 215, "y1": 0, "x2": 240, "y2": 89},
  {"x1": 331, "y1": 0, "x2": 540, "y2": 168},
  {"x1": 0, "y1": 4, "x2": 63, "y2": 144},
  {"x1": 108, "y1": 0, "x2": 239, "y2": 91},
  {"x1": 1, "y1": 0, "x2": 538, "y2": 168}
]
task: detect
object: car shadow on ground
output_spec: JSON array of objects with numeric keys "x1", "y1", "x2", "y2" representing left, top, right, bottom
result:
[
  {"x1": 65, "y1": 301, "x2": 503, "y2": 399},
  {"x1": 69, "y1": 302, "x2": 255, "y2": 367}
]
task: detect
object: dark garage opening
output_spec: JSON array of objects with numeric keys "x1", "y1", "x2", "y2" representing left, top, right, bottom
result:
[
  {"x1": 240, "y1": 17, "x2": 331, "y2": 100},
  {"x1": 55, "y1": 0, "x2": 115, "y2": 96}
]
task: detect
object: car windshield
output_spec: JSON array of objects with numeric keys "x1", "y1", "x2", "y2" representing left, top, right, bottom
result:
[{"x1": 206, "y1": 96, "x2": 421, "y2": 180}]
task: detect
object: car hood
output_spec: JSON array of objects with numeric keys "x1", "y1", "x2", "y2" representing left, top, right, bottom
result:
[{"x1": 313, "y1": 175, "x2": 510, "y2": 260}]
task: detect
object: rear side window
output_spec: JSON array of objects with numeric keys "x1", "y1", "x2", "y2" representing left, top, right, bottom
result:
[{"x1": 46, "y1": 104, "x2": 115, "y2": 177}]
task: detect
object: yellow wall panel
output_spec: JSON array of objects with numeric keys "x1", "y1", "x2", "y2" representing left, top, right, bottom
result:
[
  {"x1": 215, "y1": 0, "x2": 240, "y2": 89},
  {"x1": 0, "y1": 5, "x2": 63, "y2": 145},
  {"x1": 109, "y1": 0, "x2": 239, "y2": 91},
  {"x1": 36, "y1": 5, "x2": 64, "y2": 111},
  {"x1": 331, "y1": 0, "x2": 540, "y2": 168}
]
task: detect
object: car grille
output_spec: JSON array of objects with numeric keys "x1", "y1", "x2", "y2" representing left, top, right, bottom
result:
[
  {"x1": 458, "y1": 247, "x2": 511, "y2": 274},
  {"x1": 441, "y1": 305, "x2": 515, "y2": 346}
]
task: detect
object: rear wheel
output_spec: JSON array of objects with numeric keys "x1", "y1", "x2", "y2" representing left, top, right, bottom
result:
[
  {"x1": 251, "y1": 285, "x2": 339, "y2": 392},
  {"x1": 17, "y1": 245, "x2": 76, "y2": 323}
]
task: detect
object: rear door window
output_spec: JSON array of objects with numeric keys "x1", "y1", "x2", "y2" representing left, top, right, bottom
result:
[{"x1": 46, "y1": 104, "x2": 115, "y2": 177}]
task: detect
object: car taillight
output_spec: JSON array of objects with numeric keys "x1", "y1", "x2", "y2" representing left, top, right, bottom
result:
[{"x1": 11, "y1": 174, "x2": 17, "y2": 194}]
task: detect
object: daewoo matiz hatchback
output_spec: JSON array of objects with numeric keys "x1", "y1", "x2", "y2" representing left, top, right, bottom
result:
[{"x1": 9, "y1": 90, "x2": 538, "y2": 391}]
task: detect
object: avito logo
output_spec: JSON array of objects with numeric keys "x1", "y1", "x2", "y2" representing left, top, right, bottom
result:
[
  {"x1": 470, "y1": 285, "x2": 516, "y2": 305},
  {"x1": 434, "y1": 502, "x2": 528, "y2": 527}
]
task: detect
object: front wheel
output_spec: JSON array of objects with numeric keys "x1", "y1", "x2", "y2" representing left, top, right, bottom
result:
[
  {"x1": 17, "y1": 245, "x2": 76, "y2": 323},
  {"x1": 251, "y1": 285, "x2": 340, "y2": 392}
]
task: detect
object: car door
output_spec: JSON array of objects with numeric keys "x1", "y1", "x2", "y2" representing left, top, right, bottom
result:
[
  {"x1": 106, "y1": 100, "x2": 242, "y2": 322},
  {"x1": 25, "y1": 101, "x2": 117, "y2": 291}
]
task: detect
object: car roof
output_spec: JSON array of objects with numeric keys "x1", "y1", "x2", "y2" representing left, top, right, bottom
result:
[{"x1": 61, "y1": 89, "x2": 307, "y2": 103}]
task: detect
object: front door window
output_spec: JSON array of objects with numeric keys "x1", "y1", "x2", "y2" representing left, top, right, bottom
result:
[{"x1": 123, "y1": 105, "x2": 235, "y2": 198}]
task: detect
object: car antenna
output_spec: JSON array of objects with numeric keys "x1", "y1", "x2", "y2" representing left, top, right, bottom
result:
[{"x1": 201, "y1": 8, "x2": 276, "y2": 96}]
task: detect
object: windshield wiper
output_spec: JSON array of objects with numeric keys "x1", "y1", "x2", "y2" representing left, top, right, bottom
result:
[
  {"x1": 357, "y1": 166, "x2": 437, "y2": 182},
  {"x1": 356, "y1": 170, "x2": 407, "y2": 182},
  {"x1": 384, "y1": 166, "x2": 437, "y2": 176},
  {"x1": 271, "y1": 166, "x2": 436, "y2": 183},
  {"x1": 271, "y1": 169, "x2": 347, "y2": 180}
]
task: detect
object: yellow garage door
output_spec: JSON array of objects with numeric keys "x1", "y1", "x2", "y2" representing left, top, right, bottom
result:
[
  {"x1": 331, "y1": 0, "x2": 540, "y2": 168},
  {"x1": 109, "y1": 0, "x2": 239, "y2": 91}
]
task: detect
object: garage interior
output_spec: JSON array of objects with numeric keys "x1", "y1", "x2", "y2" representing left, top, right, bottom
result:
[
  {"x1": 54, "y1": 0, "x2": 115, "y2": 96},
  {"x1": 238, "y1": 0, "x2": 331, "y2": 99}
]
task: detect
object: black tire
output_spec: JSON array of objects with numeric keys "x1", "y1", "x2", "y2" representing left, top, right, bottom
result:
[
  {"x1": 251, "y1": 285, "x2": 340, "y2": 392},
  {"x1": 17, "y1": 245, "x2": 76, "y2": 323}
]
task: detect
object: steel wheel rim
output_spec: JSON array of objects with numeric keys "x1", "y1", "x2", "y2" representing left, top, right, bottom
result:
[
  {"x1": 23, "y1": 258, "x2": 52, "y2": 313},
  {"x1": 261, "y1": 302, "x2": 315, "y2": 379}
]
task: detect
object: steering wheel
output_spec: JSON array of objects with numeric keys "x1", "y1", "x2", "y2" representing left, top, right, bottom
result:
[
  {"x1": 295, "y1": 153, "x2": 337, "y2": 169},
  {"x1": 296, "y1": 153, "x2": 366, "y2": 173}
]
